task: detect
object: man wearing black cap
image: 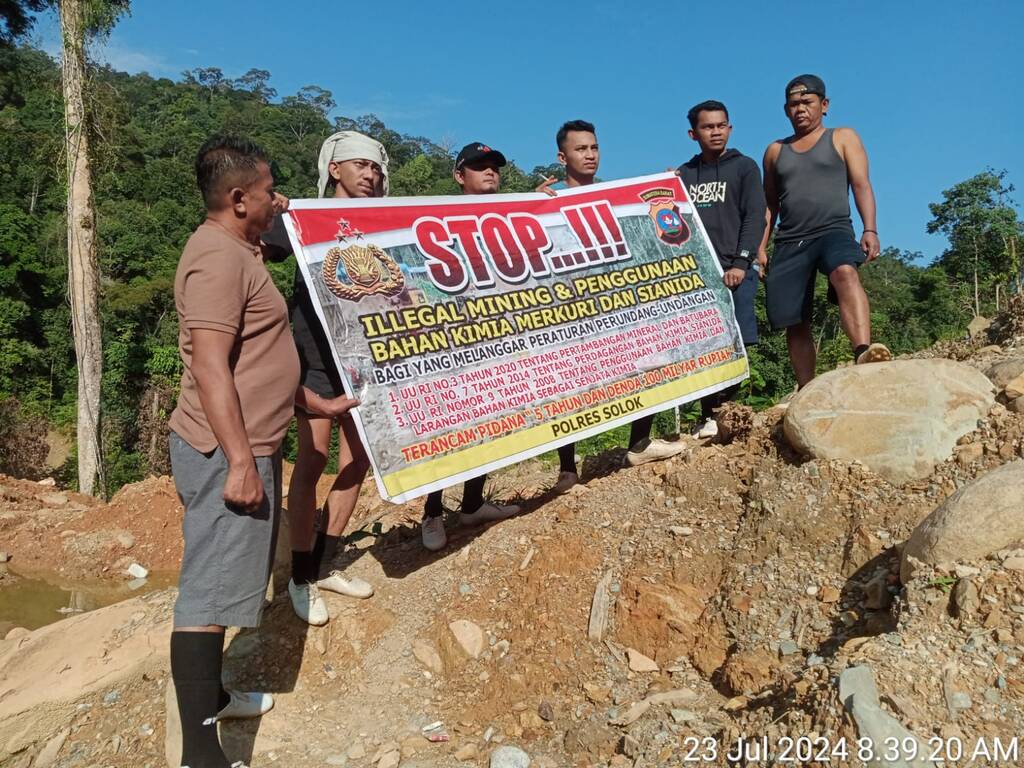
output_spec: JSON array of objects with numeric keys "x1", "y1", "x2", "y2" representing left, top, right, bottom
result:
[
  {"x1": 420, "y1": 142, "x2": 521, "y2": 551},
  {"x1": 453, "y1": 142, "x2": 506, "y2": 194},
  {"x1": 759, "y1": 74, "x2": 890, "y2": 389}
]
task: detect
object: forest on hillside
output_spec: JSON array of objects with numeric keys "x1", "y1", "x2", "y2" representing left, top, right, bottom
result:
[{"x1": 0, "y1": 44, "x2": 1021, "y2": 495}]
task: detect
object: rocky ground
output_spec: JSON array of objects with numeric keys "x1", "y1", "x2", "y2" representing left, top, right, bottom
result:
[
  {"x1": 2, "y1": 300, "x2": 1024, "y2": 768},
  {"x1": 0, "y1": 475, "x2": 181, "y2": 580}
]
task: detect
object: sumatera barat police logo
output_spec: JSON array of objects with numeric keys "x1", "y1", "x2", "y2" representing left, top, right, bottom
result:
[
  {"x1": 639, "y1": 187, "x2": 690, "y2": 246},
  {"x1": 322, "y1": 218, "x2": 404, "y2": 302}
]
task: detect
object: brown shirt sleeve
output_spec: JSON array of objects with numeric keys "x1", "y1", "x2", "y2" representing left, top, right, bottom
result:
[{"x1": 178, "y1": 246, "x2": 249, "y2": 334}]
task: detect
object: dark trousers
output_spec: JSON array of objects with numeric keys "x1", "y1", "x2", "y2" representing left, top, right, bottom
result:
[{"x1": 424, "y1": 475, "x2": 486, "y2": 518}]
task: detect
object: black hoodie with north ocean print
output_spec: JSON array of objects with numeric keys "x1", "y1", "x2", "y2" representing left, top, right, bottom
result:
[{"x1": 677, "y1": 148, "x2": 767, "y2": 271}]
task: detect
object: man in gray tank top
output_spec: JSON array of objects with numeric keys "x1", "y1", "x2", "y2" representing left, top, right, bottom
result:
[{"x1": 758, "y1": 74, "x2": 891, "y2": 388}]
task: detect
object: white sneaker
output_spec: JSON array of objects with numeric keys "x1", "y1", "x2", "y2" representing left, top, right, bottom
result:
[
  {"x1": 459, "y1": 501, "x2": 521, "y2": 525},
  {"x1": 625, "y1": 438, "x2": 687, "y2": 467},
  {"x1": 317, "y1": 570, "x2": 373, "y2": 599},
  {"x1": 552, "y1": 470, "x2": 578, "y2": 494},
  {"x1": 421, "y1": 515, "x2": 447, "y2": 551},
  {"x1": 217, "y1": 690, "x2": 274, "y2": 721},
  {"x1": 288, "y1": 579, "x2": 329, "y2": 626},
  {"x1": 693, "y1": 418, "x2": 719, "y2": 439}
]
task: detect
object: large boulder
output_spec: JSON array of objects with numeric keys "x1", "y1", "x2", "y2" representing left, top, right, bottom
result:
[
  {"x1": 985, "y1": 356, "x2": 1024, "y2": 390},
  {"x1": 0, "y1": 591, "x2": 174, "y2": 761},
  {"x1": 784, "y1": 360, "x2": 994, "y2": 483},
  {"x1": 901, "y1": 460, "x2": 1024, "y2": 582}
]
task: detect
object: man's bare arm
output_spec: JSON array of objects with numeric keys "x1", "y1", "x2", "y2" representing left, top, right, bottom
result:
[
  {"x1": 757, "y1": 143, "x2": 782, "y2": 277},
  {"x1": 838, "y1": 128, "x2": 880, "y2": 261},
  {"x1": 190, "y1": 328, "x2": 263, "y2": 511}
]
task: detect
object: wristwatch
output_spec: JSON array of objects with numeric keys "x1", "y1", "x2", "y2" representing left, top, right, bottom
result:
[{"x1": 733, "y1": 250, "x2": 753, "y2": 269}]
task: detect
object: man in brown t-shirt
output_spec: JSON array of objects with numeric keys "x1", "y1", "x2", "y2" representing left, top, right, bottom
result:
[{"x1": 167, "y1": 135, "x2": 357, "y2": 768}]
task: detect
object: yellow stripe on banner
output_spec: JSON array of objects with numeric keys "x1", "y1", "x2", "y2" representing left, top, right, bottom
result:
[{"x1": 380, "y1": 357, "x2": 748, "y2": 497}]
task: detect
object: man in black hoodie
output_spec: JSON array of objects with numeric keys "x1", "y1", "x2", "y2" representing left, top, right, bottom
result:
[
  {"x1": 626, "y1": 100, "x2": 765, "y2": 462},
  {"x1": 677, "y1": 100, "x2": 765, "y2": 438}
]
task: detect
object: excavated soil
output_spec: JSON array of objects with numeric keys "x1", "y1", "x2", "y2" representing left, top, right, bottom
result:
[{"x1": 3, "y1": 303, "x2": 1024, "y2": 767}]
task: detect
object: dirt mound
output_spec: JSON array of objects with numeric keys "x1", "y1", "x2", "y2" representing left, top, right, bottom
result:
[
  {"x1": 4, "y1": 337, "x2": 1024, "y2": 766},
  {"x1": 0, "y1": 473, "x2": 182, "y2": 579},
  {"x1": 990, "y1": 293, "x2": 1024, "y2": 345},
  {"x1": 910, "y1": 293, "x2": 1024, "y2": 365},
  {"x1": 0, "y1": 459, "x2": 408, "y2": 582}
]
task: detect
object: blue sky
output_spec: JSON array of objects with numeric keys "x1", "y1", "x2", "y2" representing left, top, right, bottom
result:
[{"x1": 33, "y1": 0, "x2": 1023, "y2": 262}]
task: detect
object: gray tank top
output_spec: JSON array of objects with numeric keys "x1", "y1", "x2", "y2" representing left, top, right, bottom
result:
[{"x1": 774, "y1": 128, "x2": 854, "y2": 243}]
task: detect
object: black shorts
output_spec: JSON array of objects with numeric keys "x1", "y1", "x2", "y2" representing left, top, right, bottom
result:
[
  {"x1": 301, "y1": 366, "x2": 346, "y2": 399},
  {"x1": 765, "y1": 230, "x2": 864, "y2": 330}
]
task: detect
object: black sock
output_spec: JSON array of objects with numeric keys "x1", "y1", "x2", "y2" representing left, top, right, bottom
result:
[
  {"x1": 424, "y1": 490, "x2": 444, "y2": 518},
  {"x1": 854, "y1": 344, "x2": 870, "y2": 359},
  {"x1": 171, "y1": 631, "x2": 231, "y2": 768},
  {"x1": 291, "y1": 550, "x2": 317, "y2": 585},
  {"x1": 557, "y1": 444, "x2": 577, "y2": 474},
  {"x1": 628, "y1": 415, "x2": 655, "y2": 449},
  {"x1": 313, "y1": 531, "x2": 341, "y2": 573},
  {"x1": 461, "y1": 475, "x2": 487, "y2": 514},
  {"x1": 700, "y1": 395, "x2": 715, "y2": 421}
]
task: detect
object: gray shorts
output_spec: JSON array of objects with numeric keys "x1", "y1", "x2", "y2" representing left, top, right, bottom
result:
[{"x1": 169, "y1": 431, "x2": 282, "y2": 628}]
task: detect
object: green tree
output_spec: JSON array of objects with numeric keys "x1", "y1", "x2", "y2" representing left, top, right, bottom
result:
[
  {"x1": 233, "y1": 68, "x2": 276, "y2": 102},
  {"x1": 1, "y1": 41, "x2": 1002, "y2": 494},
  {"x1": 927, "y1": 169, "x2": 1023, "y2": 317},
  {"x1": 0, "y1": 0, "x2": 47, "y2": 44}
]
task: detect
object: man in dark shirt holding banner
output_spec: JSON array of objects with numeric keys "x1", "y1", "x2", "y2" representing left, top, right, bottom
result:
[
  {"x1": 418, "y1": 142, "x2": 523, "y2": 551},
  {"x1": 676, "y1": 99, "x2": 765, "y2": 440},
  {"x1": 622, "y1": 100, "x2": 765, "y2": 460},
  {"x1": 262, "y1": 131, "x2": 387, "y2": 626}
]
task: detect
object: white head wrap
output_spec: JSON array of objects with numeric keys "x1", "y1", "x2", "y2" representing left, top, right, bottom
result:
[{"x1": 317, "y1": 131, "x2": 390, "y2": 198}]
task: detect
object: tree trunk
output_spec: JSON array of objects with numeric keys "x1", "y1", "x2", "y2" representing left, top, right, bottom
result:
[
  {"x1": 1011, "y1": 235, "x2": 1022, "y2": 295},
  {"x1": 59, "y1": 0, "x2": 104, "y2": 497},
  {"x1": 149, "y1": 389, "x2": 159, "y2": 465},
  {"x1": 972, "y1": 235, "x2": 980, "y2": 317}
]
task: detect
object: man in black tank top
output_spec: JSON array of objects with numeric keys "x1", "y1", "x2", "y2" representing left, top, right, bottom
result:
[{"x1": 758, "y1": 74, "x2": 891, "y2": 388}]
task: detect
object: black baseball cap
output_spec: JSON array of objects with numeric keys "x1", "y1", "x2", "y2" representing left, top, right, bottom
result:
[
  {"x1": 455, "y1": 142, "x2": 507, "y2": 171},
  {"x1": 785, "y1": 74, "x2": 827, "y2": 100}
]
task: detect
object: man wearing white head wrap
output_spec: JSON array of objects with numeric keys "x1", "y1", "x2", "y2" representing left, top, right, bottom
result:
[
  {"x1": 317, "y1": 130, "x2": 390, "y2": 198},
  {"x1": 262, "y1": 130, "x2": 388, "y2": 625}
]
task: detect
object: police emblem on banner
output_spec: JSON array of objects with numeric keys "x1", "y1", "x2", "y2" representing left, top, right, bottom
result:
[
  {"x1": 639, "y1": 187, "x2": 690, "y2": 246},
  {"x1": 323, "y1": 243, "x2": 404, "y2": 302},
  {"x1": 321, "y1": 218, "x2": 405, "y2": 302}
]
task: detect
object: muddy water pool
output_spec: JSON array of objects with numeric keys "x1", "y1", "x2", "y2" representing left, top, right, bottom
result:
[{"x1": 0, "y1": 567, "x2": 176, "y2": 633}]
